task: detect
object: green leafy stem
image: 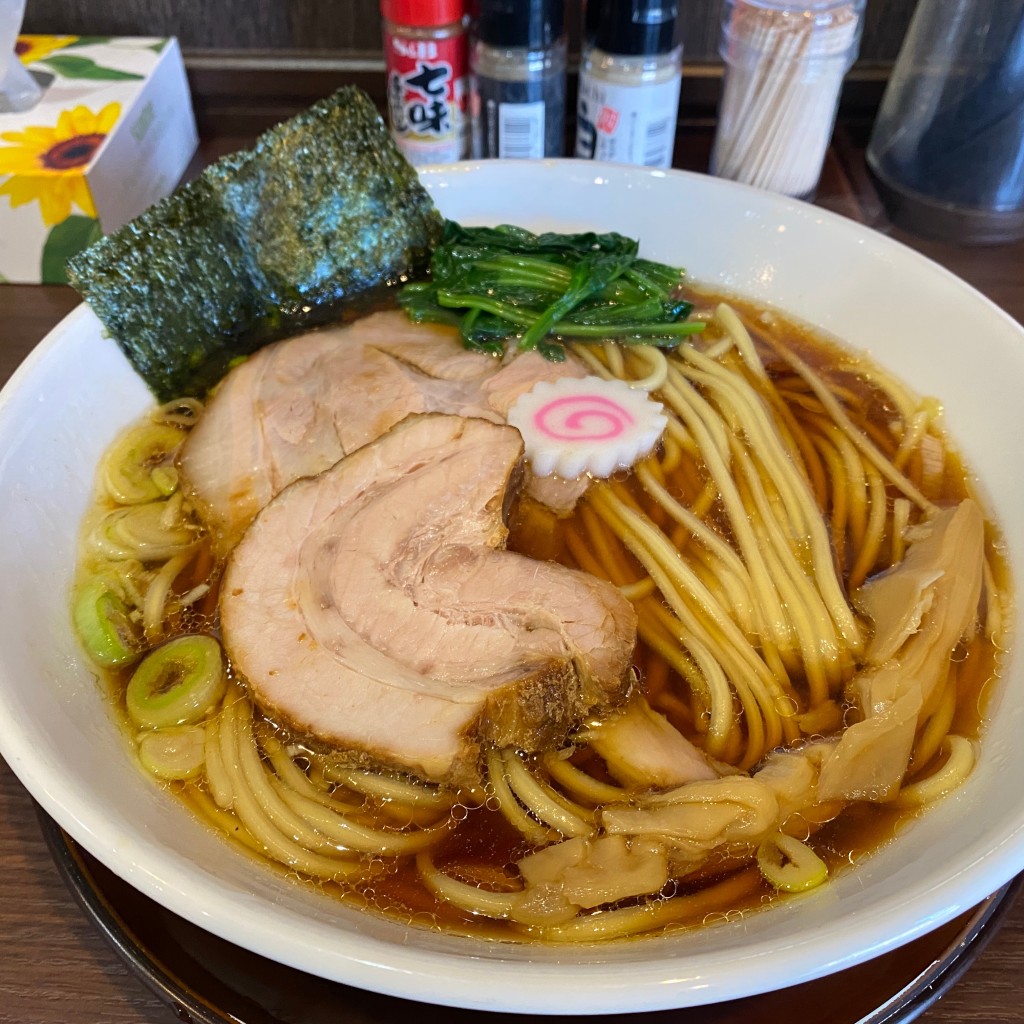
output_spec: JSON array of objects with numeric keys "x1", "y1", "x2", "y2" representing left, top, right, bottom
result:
[{"x1": 398, "y1": 220, "x2": 705, "y2": 361}]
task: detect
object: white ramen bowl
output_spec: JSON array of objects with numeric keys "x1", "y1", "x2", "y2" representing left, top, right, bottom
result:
[{"x1": 1, "y1": 160, "x2": 1023, "y2": 1015}]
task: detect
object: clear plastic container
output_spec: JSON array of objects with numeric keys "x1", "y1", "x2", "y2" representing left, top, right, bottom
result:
[
  {"x1": 866, "y1": 0, "x2": 1024, "y2": 245},
  {"x1": 710, "y1": 0, "x2": 865, "y2": 199},
  {"x1": 0, "y1": 0, "x2": 42, "y2": 114}
]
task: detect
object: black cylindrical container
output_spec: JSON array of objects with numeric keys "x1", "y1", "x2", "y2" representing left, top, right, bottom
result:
[{"x1": 470, "y1": 0, "x2": 568, "y2": 159}]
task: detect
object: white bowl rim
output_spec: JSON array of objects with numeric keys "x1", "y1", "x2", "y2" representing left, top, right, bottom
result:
[{"x1": 1, "y1": 158, "x2": 1024, "y2": 1014}]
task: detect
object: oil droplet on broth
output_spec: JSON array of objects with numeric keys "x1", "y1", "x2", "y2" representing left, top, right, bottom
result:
[
  {"x1": 774, "y1": 693, "x2": 798, "y2": 716},
  {"x1": 784, "y1": 815, "x2": 813, "y2": 843},
  {"x1": 701, "y1": 910, "x2": 733, "y2": 928}
]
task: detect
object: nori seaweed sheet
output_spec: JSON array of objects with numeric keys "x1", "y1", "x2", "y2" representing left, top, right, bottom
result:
[{"x1": 67, "y1": 87, "x2": 444, "y2": 401}]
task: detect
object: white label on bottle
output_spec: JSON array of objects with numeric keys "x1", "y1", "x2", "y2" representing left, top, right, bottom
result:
[
  {"x1": 576, "y1": 72, "x2": 682, "y2": 168},
  {"x1": 498, "y1": 100, "x2": 546, "y2": 159}
]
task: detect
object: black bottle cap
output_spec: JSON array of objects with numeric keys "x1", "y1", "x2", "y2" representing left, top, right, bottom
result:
[
  {"x1": 585, "y1": 0, "x2": 679, "y2": 56},
  {"x1": 475, "y1": 0, "x2": 566, "y2": 51}
]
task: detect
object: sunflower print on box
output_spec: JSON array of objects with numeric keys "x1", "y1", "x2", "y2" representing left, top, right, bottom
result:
[
  {"x1": 15, "y1": 36, "x2": 80, "y2": 66},
  {"x1": 0, "y1": 103, "x2": 117, "y2": 282},
  {"x1": 0, "y1": 34, "x2": 195, "y2": 284},
  {"x1": 0, "y1": 102, "x2": 119, "y2": 224},
  {"x1": 16, "y1": 34, "x2": 147, "y2": 83}
]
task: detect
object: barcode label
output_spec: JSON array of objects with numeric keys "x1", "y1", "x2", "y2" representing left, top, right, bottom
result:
[
  {"x1": 575, "y1": 73, "x2": 681, "y2": 169},
  {"x1": 498, "y1": 101, "x2": 545, "y2": 159},
  {"x1": 643, "y1": 117, "x2": 672, "y2": 167}
]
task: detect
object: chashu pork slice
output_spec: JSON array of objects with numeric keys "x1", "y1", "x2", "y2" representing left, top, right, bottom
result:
[
  {"x1": 220, "y1": 414, "x2": 637, "y2": 785},
  {"x1": 179, "y1": 311, "x2": 493, "y2": 554},
  {"x1": 179, "y1": 310, "x2": 591, "y2": 554}
]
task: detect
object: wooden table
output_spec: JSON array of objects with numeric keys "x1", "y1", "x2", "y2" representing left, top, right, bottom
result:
[{"x1": 1, "y1": 128, "x2": 1023, "y2": 1022}]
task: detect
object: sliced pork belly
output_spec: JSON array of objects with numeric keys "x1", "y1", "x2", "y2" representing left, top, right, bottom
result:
[
  {"x1": 483, "y1": 349, "x2": 586, "y2": 418},
  {"x1": 179, "y1": 312, "x2": 492, "y2": 552},
  {"x1": 220, "y1": 414, "x2": 637, "y2": 785},
  {"x1": 180, "y1": 311, "x2": 592, "y2": 553}
]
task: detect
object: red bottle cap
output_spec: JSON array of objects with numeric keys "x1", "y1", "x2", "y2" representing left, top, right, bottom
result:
[{"x1": 381, "y1": 0, "x2": 466, "y2": 27}]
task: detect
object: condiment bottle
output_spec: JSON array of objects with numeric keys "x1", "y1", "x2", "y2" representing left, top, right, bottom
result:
[
  {"x1": 710, "y1": 0, "x2": 865, "y2": 198},
  {"x1": 575, "y1": 0, "x2": 683, "y2": 168},
  {"x1": 471, "y1": 0, "x2": 568, "y2": 159},
  {"x1": 381, "y1": 0, "x2": 470, "y2": 165}
]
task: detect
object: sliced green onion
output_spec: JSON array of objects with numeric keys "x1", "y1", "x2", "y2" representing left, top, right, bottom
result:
[
  {"x1": 756, "y1": 831, "x2": 828, "y2": 893},
  {"x1": 73, "y1": 578, "x2": 141, "y2": 668},
  {"x1": 126, "y1": 634, "x2": 226, "y2": 729},
  {"x1": 101, "y1": 423, "x2": 186, "y2": 504},
  {"x1": 90, "y1": 501, "x2": 197, "y2": 562},
  {"x1": 137, "y1": 725, "x2": 206, "y2": 780},
  {"x1": 150, "y1": 465, "x2": 180, "y2": 496}
]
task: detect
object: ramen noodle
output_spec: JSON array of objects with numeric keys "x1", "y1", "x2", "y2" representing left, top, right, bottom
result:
[{"x1": 71, "y1": 289, "x2": 1009, "y2": 943}]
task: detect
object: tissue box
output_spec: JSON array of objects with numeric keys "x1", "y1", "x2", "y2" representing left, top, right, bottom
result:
[{"x1": 0, "y1": 36, "x2": 197, "y2": 284}]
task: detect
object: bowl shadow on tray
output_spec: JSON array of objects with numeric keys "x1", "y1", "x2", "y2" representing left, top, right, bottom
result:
[{"x1": 38, "y1": 805, "x2": 1023, "y2": 1024}]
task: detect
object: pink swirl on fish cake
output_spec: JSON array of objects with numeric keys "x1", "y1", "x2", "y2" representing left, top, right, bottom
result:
[
  {"x1": 507, "y1": 374, "x2": 667, "y2": 480},
  {"x1": 532, "y1": 394, "x2": 636, "y2": 441}
]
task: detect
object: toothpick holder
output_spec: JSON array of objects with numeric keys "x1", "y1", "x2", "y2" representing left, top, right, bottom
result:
[{"x1": 710, "y1": 0, "x2": 865, "y2": 199}]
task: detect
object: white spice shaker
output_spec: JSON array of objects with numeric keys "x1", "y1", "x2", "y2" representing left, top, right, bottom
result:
[
  {"x1": 710, "y1": 0, "x2": 865, "y2": 199},
  {"x1": 575, "y1": 0, "x2": 683, "y2": 169}
]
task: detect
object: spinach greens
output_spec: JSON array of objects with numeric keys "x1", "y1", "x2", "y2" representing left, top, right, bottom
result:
[{"x1": 398, "y1": 221, "x2": 705, "y2": 360}]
